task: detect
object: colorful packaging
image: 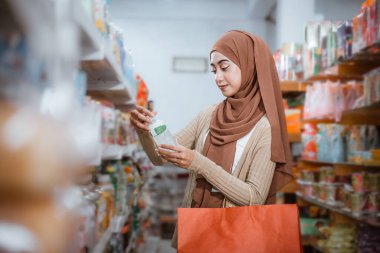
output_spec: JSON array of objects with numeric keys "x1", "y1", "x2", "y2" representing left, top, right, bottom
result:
[
  {"x1": 302, "y1": 124, "x2": 318, "y2": 160},
  {"x1": 326, "y1": 185, "x2": 340, "y2": 204},
  {"x1": 366, "y1": 173, "x2": 380, "y2": 192},
  {"x1": 352, "y1": 172, "x2": 367, "y2": 193},
  {"x1": 301, "y1": 171, "x2": 320, "y2": 182},
  {"x1": 319, "y1": 184, "x2": 327, "y2": 202},
  {"x1": 351, "y1": 192, "x2": 368, "y2": 215},
  {"x1": 337, "y1": 21, "x2": 353, "y2": 61},
  {"x1": 320, "y1": 166, "x2": 335, "y2": 183}
]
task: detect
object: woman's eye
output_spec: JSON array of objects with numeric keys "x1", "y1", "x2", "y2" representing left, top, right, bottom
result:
[
  {"x1": 211, "y1": 69, "x2": 216, "y2": 74},
  {"x1": 221, "y1": 66, "x2": 229, "y2": 71}
]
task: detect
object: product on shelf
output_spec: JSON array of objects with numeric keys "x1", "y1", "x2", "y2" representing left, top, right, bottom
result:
[
  {"x1": 351, "y1": 192, "x2": 368, "y2": 216},
  {"x1": 337, "y1": 20, "x2": 353, "y2": 61},
  {"x1": 353, "y1": 0, "x2": 380, "y2": 54},
  {"x1": 301, "y1": 124, "x2": 318, "y2": 160},
  {"x1": 93, "y1": 0, "x2": 110, "y2": 36},
  {"x1": 363, "y1": 67, "x2": 380, "y2": 107},
  {"x1": 301, "y1": 123, "x2": 380, "y2": 164},
  {"x1": 285, "y1": 109, "x2": 302, "y2": 135},
  {"x1": 352, "y1": 172, "x2": 367, "y2": 193},
  {"x1": 274, "y1": 42, "x2": 304, "y2": 81},
  {"x1": 317, "y1": 223, "x2": 357, "y2": 253},
  {"x1": 368, "y1": 192, "x2": 380, "y2": 215},
  {"x1": 303, "y1": 80, "x2": 366, "y2": 121}
]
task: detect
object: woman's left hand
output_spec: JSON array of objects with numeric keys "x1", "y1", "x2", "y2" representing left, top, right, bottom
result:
[{"x1": 157, "y1": 144, "x2": 195, "y2": 169}]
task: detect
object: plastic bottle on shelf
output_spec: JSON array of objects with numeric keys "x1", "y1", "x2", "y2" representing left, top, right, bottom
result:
[{"x1": 149, "y1": 117, "x2": 177, "y2": 147}]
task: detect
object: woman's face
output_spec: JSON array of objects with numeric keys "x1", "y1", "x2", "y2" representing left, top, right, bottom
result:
[{"x1": 210, "y1": 51, "x2": 242, "y2": 97}]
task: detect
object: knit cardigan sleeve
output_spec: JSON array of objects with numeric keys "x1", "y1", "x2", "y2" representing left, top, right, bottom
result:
[{"x1": 188, "y1": 122, "x2": 276, "y2": 205}]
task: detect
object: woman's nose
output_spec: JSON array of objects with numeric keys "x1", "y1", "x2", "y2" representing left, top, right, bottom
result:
[{"x1": 215, "y1": 70, "x2": 223, "y2": 83}]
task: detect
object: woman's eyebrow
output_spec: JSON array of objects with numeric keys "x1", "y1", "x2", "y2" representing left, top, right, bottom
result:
[{"x1": 210, "y1": 59, "x2": 229, "y2": 66}]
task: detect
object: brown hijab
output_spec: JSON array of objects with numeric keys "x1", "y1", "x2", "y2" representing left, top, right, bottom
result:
[{"x1": 203, "y1": 30, "x2": 293, "y2": 203}]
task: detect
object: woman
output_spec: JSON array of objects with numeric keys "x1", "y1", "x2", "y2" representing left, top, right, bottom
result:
[{"x1": 130, "y1": 30, "x2": 293, "y2": 248}]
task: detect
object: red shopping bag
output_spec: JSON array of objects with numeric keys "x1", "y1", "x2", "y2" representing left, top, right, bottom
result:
[{"x1": 178, "y1": 204, "x2": 302, "y2": 253}]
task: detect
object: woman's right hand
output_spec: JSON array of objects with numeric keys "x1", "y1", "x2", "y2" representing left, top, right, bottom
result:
[{"x1": 130, "y1": 106, "x2": 157, "y2": 131}]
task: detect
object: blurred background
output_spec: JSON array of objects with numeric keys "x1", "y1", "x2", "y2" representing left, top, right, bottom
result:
[{"x1": 0, "y1": 0, "x2": 380, "y2": 253}]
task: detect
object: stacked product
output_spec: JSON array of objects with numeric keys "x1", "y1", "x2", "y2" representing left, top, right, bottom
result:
[
  {"x1": 275, "y1": 0, "x2": 380, "y2": 80},
  {"x1": 303, "y1": 68, "x2": 380, "y2": 121},
  {"x1": 302, "y1": 123, "x2": 380, "y2": 164},
  {"x1": 343, "y1": 172, "x2": 380, "y2": 217},
  {"x1": 297, "y1": 167, "x2": 380, "y2": 217},
  {"x1": 317, "y1": 223, "x2": 357, "y2": 253},
  {"x1": 304, "y1": 20, "x2": 340, "y2": 77},
  {"x1": 76, "y1": 159, "x2": 143, "y2": 252},
  {"x1": 273, "y1": 42, "x2": 304, "y2": 81}
]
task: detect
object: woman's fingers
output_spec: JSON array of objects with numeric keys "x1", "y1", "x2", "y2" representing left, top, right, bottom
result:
[
  {"x1": 131, "y1": 109, "x2": 152, "y2": 124},
  {"x1": 130, "y1": 117, "x2": 149, "y2": 131},
  {"x1": 159, "y1": 144, "x2": 182, "y2": 152},
  {"x1": 158, "y1": 147, "x2": 181, "y2": 159},
  {"x1": 136, "y1": 106, "x2": 156, "y2": 118}
]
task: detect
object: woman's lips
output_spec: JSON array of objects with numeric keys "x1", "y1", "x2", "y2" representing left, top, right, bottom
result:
[{"x1": 219, "y1": 84, "x2": 228, "y2": 91}]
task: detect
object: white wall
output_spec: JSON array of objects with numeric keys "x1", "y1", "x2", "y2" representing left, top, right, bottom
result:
[
  {"x1": 110, "y1": 0, "x2": 266, "y2": 133},
  {"x1": 314, "y1": 0, "x2": 361, "y2": 21},
  {"x1": 275, "y1": 0, "x2": 315, "y2": 49}
]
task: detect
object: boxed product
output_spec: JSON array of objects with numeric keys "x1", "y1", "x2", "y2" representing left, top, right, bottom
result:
[{"x1": 337, "y1": 21, "x2": 353, "y2": 61}]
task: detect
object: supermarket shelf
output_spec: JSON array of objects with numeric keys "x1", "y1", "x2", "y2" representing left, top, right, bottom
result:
[
  {"x1": 280, "y1": 81, "x2": 308, "y2": 97},
  {"x1": 296, "y1": 192, "x2": 380, "y2": 228},
  {"x1": 87, "y1": 83, "x2": 132, "y2": 104},
  {"x1": 302, "y1": 102, "x2": 380, "y2": 125},
  {"x1": 81, "y1": 43, "x2": 123, "y2": 88},
  {"x1": 92, "y1": 211, "x2": 130, "y2": 253},
  {"x1": 73, "y1": 2, "x2": 102, "y2": 59},
  {"x1": 306, "y1": 65, "x2": 363, "y2": 82},
  {"x1": 300, "y1": 159, "x2": 380, "y2": 169},
  {"x1": 343, "y1": 42, "x2": 380, "y2": 65},
  {"x1": 305, "y1": 42, "x2": 380, "y2": 83}
]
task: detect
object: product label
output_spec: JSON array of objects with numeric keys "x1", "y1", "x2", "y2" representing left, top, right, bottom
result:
[{"x1": 154, "y1": 125, "x2": 167, "y2": 135}]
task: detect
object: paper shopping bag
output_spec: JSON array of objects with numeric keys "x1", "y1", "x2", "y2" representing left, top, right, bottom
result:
[{"x1": 178, "y1": 204, "x2": 302, "y2": 253}]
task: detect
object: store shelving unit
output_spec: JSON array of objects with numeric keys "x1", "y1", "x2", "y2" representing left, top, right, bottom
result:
[
  {"x1": 300, "y1": 159, "x2": 380, "y2": 169},
  {"x1": 303, "y1": 102, "x2": 380, "y2": 125},
  {"x1": 296, "y1": 192, "x2": 380, "y2": 228},
  {"x1": 82, "y1": 45, "x2": 124, "y2": 89},
  {"x1": 295, "y1": 39, "x2": 380, "y2": 252},
  {"x1": 87, "y1": 83, "x2": 132, "y2": 104}
]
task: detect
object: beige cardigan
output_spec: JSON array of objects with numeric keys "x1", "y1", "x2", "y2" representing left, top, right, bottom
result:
[{"x1": 136, "y1": 105, "x2": 276, "y2": 248}]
